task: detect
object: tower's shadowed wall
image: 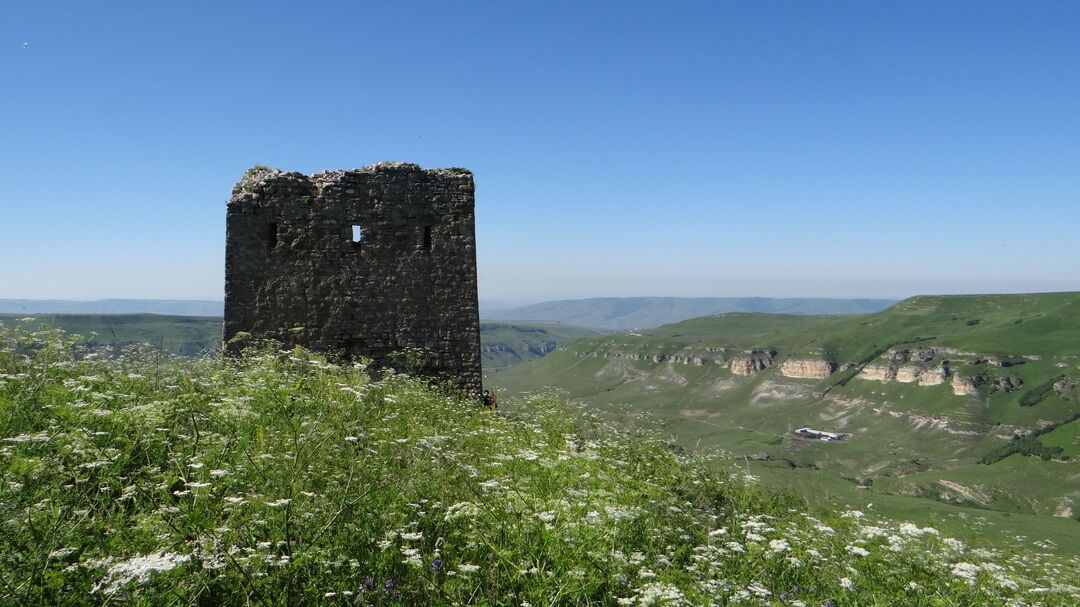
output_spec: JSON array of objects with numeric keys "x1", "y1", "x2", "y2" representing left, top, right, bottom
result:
[{"x1": 224, "y1": 162, "x2": 481, "y2": 391}]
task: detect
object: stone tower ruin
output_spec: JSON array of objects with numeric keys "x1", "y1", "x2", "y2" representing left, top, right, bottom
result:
[{"x1": 224, "y1": 162, "x2": 482, "y2": 392}]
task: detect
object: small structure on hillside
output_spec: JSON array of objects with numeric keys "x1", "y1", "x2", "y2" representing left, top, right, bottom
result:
[
  {"x1": 793, "y1": 427, "x2": 845, "y2": 441},
  {"x1": 224, "y1": 162, "x2": 482, "y2": 392}
]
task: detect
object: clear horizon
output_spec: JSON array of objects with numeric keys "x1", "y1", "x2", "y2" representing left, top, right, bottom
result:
[{"x1": 3, "y1": 1, "x2": 1078, "y2": 302}]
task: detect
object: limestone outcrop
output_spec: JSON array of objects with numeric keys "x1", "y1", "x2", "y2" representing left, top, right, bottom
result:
[
  {"x1": 730, "y1": 358, "x2": 769, "y2": 375},
  {"x1": 778, "y1": 359, "x2": 835, "y2": 379},
  {"x1": 918, "y1": 365, "x2": 948, "y2": 386},
  {"x1": 996, "y1": 376, "x2": 1024, "y2": 392},
  {"x1": 895, "y1": 365, "x2": 921, "y2": 383},
  {"x1": 858, "y1": 365, "x2": 897, "y2": 382},
  {"x1": 951, "y1": 375, "x2": 984, "y2": 396},
  {"x1": 669, "y1": 354, "x2": 711, "y2": 365}
]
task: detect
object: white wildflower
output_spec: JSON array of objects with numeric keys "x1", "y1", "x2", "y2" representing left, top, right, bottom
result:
[
  {"x1": 951, "y1": 562, "x2": 981, "y2": 584},
  {"x1": 4, "y1": 432, "x2": 51, "y2": 443},
  {"x1": 457, "y1": 563, "x2": 480, "y2": 574},
  {"x1": 92, "y1": 551, "x2": 190, "y2": 595},
  {"x1": 898, "y1": 522, "x2": 939, "y2": 537},
  {"x1": 943, "y1": 537, "x2": 966, "y2": 553},
  {"x1": 747, "y1": 581, "x2": 771, "y2": 597},
  {"x1": 444, "y1": 501, "x2": 479, "y2": 521},
  {"x1": 846, "y1": 545, "x2": 871, "y2": 557},
  {"x1": 767, "y1": 539, "x2": 790, "y2": 554},
  {"x1": 400, "y1": 547, "x2": 422, "y2": 567}
]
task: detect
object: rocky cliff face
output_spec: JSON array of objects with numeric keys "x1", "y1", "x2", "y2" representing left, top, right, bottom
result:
[
  {"x1": 918, "y1": 365, "x2": 948, "y2": 386},
  {"x1": 778, "y1": 359, "x2": 835, "y2": 379},
  {"x1": 952, "y1": 375, "x2": 984, "y2": 396},
  {"x1": 895, "y1": 365, "x2": 921, "y2": 383},
  {"x1": 729, "y1": 358, "x2": 763, "y2": 375},
  {"x1": 857, "y1": 362, "x2": 950, "y2": 386},
  {"x1": 729, "y1": 351, "x2": 775, "y2": 375},
  {"x1": 858, "y1": 365, "x2": 897, "y2": 382}
]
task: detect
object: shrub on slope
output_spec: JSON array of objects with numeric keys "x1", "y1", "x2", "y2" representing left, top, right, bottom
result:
[{"x1": 0, "y1": 327, "x2": 1077, "y2": 605}]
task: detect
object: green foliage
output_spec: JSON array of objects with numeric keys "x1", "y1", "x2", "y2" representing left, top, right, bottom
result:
[
  {"x1": 979, "y1": 437, "x2": 1064, "y2": 464},
  {"x1": 444, "y1": 167, "x2": 472, "y2": 175},
  {"x1": 387, "y1": 346, "x2": 434, "y2": 375},
  {"x1": 1018, "y1": 375, "x2": 1065, "y2": 407},
  {"x1": 1, "y1": 328, "x2": 1076, "y2": 604}
]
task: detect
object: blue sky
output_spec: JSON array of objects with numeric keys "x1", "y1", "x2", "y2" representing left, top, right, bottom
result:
[{"x1": 2, "y1": 1, "x2": 1078, "y2": 304}]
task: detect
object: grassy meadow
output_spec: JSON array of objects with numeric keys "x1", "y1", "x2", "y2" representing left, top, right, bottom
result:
[
  {"x1": 2, "y1": 325, "x2": 1078, "y2": 604},
  {"x1": 491, "y1": 293, "x2": 1080, "y2": 560}
]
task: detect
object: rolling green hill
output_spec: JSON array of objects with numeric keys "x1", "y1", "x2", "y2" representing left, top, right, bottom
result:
[
  {"x1": 0, "y1": 314, "x2": 222, "y2": 356},
  {"x1": 492, "y1": 292, "x2": 1080, "y2": 554},
  {"x1": 482, "y1": 296, "x2": 897, "y2": 330},
  {"x1": 480, "y1": 322, "x2": 600, "y2": 371}
]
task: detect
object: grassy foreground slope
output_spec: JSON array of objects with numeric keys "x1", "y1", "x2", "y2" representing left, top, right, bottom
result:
[
  {"x1": 2, "y1": 329, "x2": 1077, "y2": 605},
  {"x1": 492, "y1": 293, "x2": 1080, "y2": 550}
]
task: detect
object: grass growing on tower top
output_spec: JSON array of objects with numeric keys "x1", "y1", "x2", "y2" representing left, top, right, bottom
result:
[{"x1": 0, "y1": 326, "x2": 1077, "y2": 605}]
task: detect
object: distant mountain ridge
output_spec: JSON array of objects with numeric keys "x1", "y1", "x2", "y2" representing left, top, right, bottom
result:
[
  {"x1": 0, "y1": 299, "x2": 223, "y2": 317},
  {"x1": 482, "y1": 296, "x2": 897, "y2": 330}
]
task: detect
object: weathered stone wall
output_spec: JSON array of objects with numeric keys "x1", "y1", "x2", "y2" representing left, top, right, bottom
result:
[{"x1": 224, "y1": 162, "x2": 482, "y2": 392}]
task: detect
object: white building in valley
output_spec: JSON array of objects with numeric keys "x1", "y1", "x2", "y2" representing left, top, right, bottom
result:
[{"x1": 794, "y1": 427, "x2": 845, "y2": 441}]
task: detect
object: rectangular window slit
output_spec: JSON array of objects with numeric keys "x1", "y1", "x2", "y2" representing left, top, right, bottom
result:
[
  {"x1": 423, "y1": 226, "x2": 432, "y2": 252},
  {"x1": 267, "y1": 223, "x2": 278, "y2": 249},
  {"x1": 352, "y1": 225, "x2": 363, "y2": 244}
]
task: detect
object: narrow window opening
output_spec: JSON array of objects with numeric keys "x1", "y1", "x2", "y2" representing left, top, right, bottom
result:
[
  {"x1": 423, "y1": 226, "x2": 432, "y2": 252},
  {"x1": 352, "y1": 225, "x2": 363, "y2": 246},
  {"x1": 267, "y1": 223, "x2": 278, "y2": 249}
]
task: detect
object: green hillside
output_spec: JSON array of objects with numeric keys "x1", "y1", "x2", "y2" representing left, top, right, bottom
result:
[
  {"x1": 492, "y1": 292, "x2": 1080, "y2": 555},
  {"x1": 0, "y1": 314, "x2": 222, "y2": 356},
  {"x1": 480, "y1": 322, "x2": 600, "y2": 371},
  {"x1": 2, "y1": 327, "x2": 1078, "y2": 605},
  {"x1": 483, "y1": 296, "x2": 896, "y2": 330}
]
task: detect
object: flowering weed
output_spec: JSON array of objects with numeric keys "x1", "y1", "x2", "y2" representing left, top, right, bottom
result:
[{"x1": 0, "y1": 327, "x2": 1077, "y2": 605}]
